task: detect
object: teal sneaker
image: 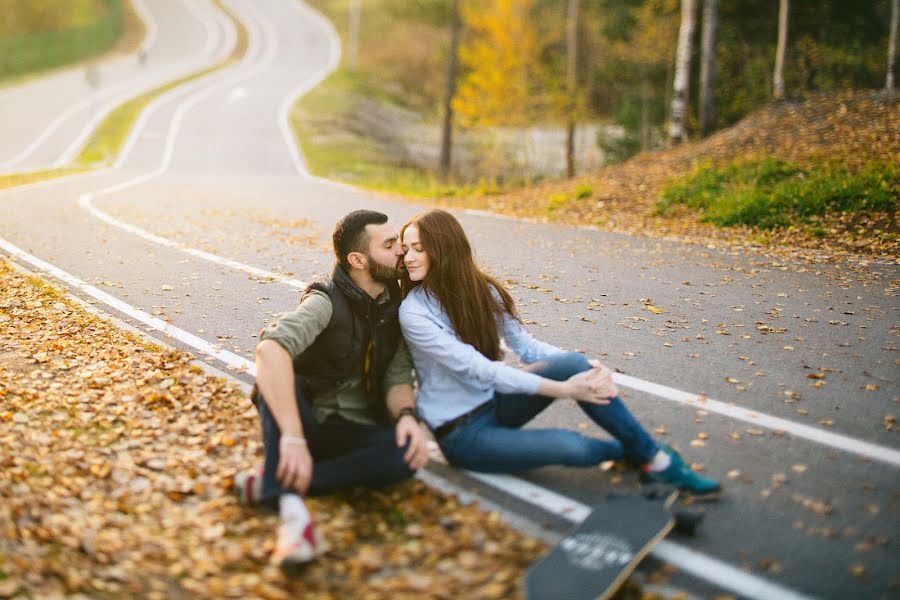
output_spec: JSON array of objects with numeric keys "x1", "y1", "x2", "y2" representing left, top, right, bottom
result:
[{"x1": 641, "y1": 445, "x2": 722, "y2": 498}]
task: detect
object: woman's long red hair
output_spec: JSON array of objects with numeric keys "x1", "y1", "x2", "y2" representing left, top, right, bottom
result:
[{"x1": 401, "y1": 209, "x2": 519, "y2": 361}]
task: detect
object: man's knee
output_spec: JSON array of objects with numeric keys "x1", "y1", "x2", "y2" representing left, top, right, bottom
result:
[{"x1": 384, "y1": 440, "x2": 418, "y2": 479}]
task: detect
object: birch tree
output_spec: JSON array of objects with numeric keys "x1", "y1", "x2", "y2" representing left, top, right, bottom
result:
[
  {"x1": 668, "y1": 0, "x2": 697, "y2": 143},
  {"x1": 888, "y1": 0, "x2": 898, "y2": 94},
  {"x1": 698, "y1": 0, "x2": 718, "y2": 136},
  {"x1": 773, "y1": 0, "x2": 789, "y2": 99}
]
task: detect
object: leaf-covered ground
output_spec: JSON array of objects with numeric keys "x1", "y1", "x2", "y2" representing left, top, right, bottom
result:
[
  {"x1": 0, "y1": 260, "x2": 546, "y2": 599},
  {"x1": 427, "y1": 90, "x2": 899, "y2": 264}
]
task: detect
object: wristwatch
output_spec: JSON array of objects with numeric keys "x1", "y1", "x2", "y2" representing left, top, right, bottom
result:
[{"x1": 395, "y1": 406, "x2": 421, "y2": 424}]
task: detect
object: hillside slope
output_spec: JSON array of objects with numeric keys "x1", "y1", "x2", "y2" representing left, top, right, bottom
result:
[{"x1": 430, "y1": 90, "x2": 898, "y2": 263}]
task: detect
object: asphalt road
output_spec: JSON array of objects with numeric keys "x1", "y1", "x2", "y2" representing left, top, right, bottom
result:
[
  {"x1": 0, "y1": 1, "x2": 897, "y2": 598},
  {"x1": 0, "y1": 0, "x2": 233, "y2": 172}
]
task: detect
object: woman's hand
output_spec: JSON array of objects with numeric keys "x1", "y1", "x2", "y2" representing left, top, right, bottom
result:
[
  {"x1": 565, "y1": 368, "x2": 613, "y2": 405},
  {"x1": 588, "y1": 360, "x2": 618, "y2": 399}
]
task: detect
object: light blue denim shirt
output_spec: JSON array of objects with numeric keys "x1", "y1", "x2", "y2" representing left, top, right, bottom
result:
[{"x1": 399, "y1": 285, "x2": 565, "y2": 429}]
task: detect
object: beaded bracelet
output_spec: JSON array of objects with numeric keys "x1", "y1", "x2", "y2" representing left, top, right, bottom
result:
[{"x1": 280, "y1": 435, "x2": 307, "y2": 446}]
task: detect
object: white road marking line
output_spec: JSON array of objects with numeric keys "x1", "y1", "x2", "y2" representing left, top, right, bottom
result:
[
  {"x1": 77, "y1": 183, "x2": 900, "y2": 471},
  {"x1": 113, "y1": 0, "x2": 244, "y2": 169},
  {"x1": 47, "y1": 0, "x2": 895, "y2": 474},
  {"x1": 0, "y1": 0, "x2": 159, "y2": 170},
  {"x1": 0, "y1": 232, "x2": 825, "y2": 600},
  {"x1": 53, "y1": 0, "x2": 233, "y2": 168},
  {"x1": 0, "y1": 238, "x2": 819, "y2": 600},
  {"x1": 0, "y1": 236, "x2": 255, "y2": 375},
  {"x1": 615, "y1": 373, "x2": 900, "y2": 468},
  {"x1": 227, "y1": 87, "x2": 248, "y2": 103},
  {"x1": 277, "y1": 0, "x2": 342, "y2": 175},
  {"x1": 463, "y1": 472, "x2": 818, "y2": 600},
  {"x1": 134, "y1": 0, "x2": 159, "y2": 55},
  {"x1": 79, "y1": 194, "x2": 306, "y2": 288}
]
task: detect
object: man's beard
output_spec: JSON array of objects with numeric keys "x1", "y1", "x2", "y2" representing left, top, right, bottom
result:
[{"x1": 367, "y1": 256, "x2": 402, "y2": 284}]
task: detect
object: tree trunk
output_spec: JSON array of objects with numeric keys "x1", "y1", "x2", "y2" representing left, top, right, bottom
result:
[
  {"x1": 773, "y1": 0, "x2": 789, "y2": 99},
  {"x1": 438, "y1": 0, "x2": 461, "y2": 178},
  {"x1": 641, "y1": 67, "x2": 650, "y2": 152},
  {"x1": 347, "y1": 0, "x2": 361, "y2": 71},
  {"x1": 698, "y1": 0, "x2": 718, "y2": 137},
  {"x1": 565, "y1": 0, "x2": 579, "y2": 178},
  {"x1": 668, "y1": 0, "x2": 697, "y2": 144},
  {"x1": 888, "y1": 0, "x2": 898, "y2": 94}
]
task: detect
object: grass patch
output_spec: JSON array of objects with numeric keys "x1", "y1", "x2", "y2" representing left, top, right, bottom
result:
[
  {"x1": 657, "y1": 157, "x2": 899, "y2": 229},
  {"x1": 0, "y1": 167, "x2": 90, "y2": 190},
  {"x1": 292, "y1": 68, "x2": 500, "y2": 199}
]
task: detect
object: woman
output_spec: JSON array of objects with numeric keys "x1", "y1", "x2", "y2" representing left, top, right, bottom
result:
[{"x1": 398, "y1": 209, "x2": 720, "y2": 496}]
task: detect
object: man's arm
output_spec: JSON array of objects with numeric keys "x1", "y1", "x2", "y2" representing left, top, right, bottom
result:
[
  {"x1": 385, "y1": 382, "x2": 416, "y2": 418},
  {"x1": 255, "y1": 339, "x2": 304, "y2": 438},
  {"x1": 383, "y1": 339, "x2": 429, "y2": 470},
  {"x1": 254, "y1": 291, "x2": 332, "y2": 493},
  {"x1": 255, "y1": 340, "x2": 313, "y2": 493}
]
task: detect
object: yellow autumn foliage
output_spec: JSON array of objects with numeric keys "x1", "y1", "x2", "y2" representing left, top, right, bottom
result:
[{"x1": 454, "y1": 0, "x2": 543, "y2": 127}]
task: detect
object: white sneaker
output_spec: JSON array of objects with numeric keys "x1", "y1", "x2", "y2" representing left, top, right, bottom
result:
[
  {"x1": 232, "y1": 468, "x2": 263, "y2": 506},
  {"x1": 271, "y1": 515, "x2": 326, "y2": 569}
]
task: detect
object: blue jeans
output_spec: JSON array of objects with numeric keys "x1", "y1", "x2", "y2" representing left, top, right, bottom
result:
[
  {"x1": 438, "y1": 352, "x2": 660, "y2": 473},
  {"x1": 253, "y1": 380, "x2": 415, "y2": 504}
]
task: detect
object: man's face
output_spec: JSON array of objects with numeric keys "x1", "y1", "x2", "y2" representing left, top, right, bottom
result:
[{"x1": 359, "y1": 222, "x2": 404, "y2": 284}]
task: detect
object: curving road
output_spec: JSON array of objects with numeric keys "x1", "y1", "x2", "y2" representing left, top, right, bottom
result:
[
  {"x1": 0, "y1": 0, "x2": 234, "y2": 172},
  {"x1": 0, "y1": 1, "x2": 897, "y2": 598}
]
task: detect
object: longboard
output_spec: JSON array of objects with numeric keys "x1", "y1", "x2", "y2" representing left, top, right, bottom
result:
[{"x1": 525, "y1": 489, "x2": 683, "y2": 600}]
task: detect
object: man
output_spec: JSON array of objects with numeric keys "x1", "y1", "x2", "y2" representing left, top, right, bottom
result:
[{"x1": 235, "y1": 210, "x2": 430, "y2": 569}]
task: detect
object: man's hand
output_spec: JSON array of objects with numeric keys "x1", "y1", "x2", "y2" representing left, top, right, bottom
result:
[
  {"x1": 276, "y1": 439, "x2": 313, "y2": 495},
  {"x1": 395, "y1": 415, "x2": 430, "y2": 470}
]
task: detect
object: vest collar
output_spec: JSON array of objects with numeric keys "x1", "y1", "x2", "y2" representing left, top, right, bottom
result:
[{"x1": 331, "y1": 264, "x2": 399, "y2": 313}]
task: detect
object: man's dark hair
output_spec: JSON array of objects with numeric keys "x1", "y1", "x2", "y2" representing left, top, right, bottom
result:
[{"x1": 333, "y1": 210, "x2": 389, "y2": 270}]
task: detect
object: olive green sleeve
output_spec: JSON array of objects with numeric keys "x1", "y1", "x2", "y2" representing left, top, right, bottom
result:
[
  {"x1": 258, "y1": 290, "x2": 332, "y2": 361},
  {"x1": 383, "y1": 336, "x2": 415, "y2": 389}
]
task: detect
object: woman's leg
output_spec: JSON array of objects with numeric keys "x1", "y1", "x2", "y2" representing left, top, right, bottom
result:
[
  {"x1": 511, "y1": 352, "x2": 659, "y2": 465},
  {"x1": 439, "y1": 408, "x2": 623, "y2": 473}
]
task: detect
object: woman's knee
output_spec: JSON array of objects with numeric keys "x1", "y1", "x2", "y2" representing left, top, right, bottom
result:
[{"x1": 536, "y1": 352, "x2": 592, "y2": 381}]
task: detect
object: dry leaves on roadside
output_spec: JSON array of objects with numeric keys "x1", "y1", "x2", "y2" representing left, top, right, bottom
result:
[{"x1": 0, "y1": 260, "x2": 544, "y2": 599}]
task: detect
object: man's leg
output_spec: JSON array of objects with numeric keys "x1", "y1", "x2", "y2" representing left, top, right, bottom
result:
[
  {"x1": 305, "y1": 416, "x2": 416, "y2": 496},
  {"x1": 250, "y1": 382, "x2": 328, "y2": 568},
  {"x1": 253, "y1": 386, "x2": 414, "y2": 497},
  {"x1": 253, "y1": 381, "x2": 322, "y2": 508}
]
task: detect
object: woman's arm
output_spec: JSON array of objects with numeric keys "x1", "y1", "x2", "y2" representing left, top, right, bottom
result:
[
  {"x1": 400, "y1": 304, "x2": 543, "y2": 394},
  {"x1": 501, "y1": 310, "x2": 566, "y2": 364},
  {"x1": 400, "y1": 304, "x2": 609, "y2": 404}
]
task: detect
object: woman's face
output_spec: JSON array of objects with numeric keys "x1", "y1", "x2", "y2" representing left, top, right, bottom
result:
[{"x1": 401, "y1": 225, "x2": 430, "y2": 282}]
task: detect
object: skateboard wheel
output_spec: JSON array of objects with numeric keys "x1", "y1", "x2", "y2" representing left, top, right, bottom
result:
[{"x1": 673, "y1": 509, "x2": 704, "y2": 536}]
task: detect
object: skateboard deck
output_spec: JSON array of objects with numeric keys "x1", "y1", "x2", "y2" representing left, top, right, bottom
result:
[{"x1": 525, "y1": 490, "x2": 678, "y2": 600}]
